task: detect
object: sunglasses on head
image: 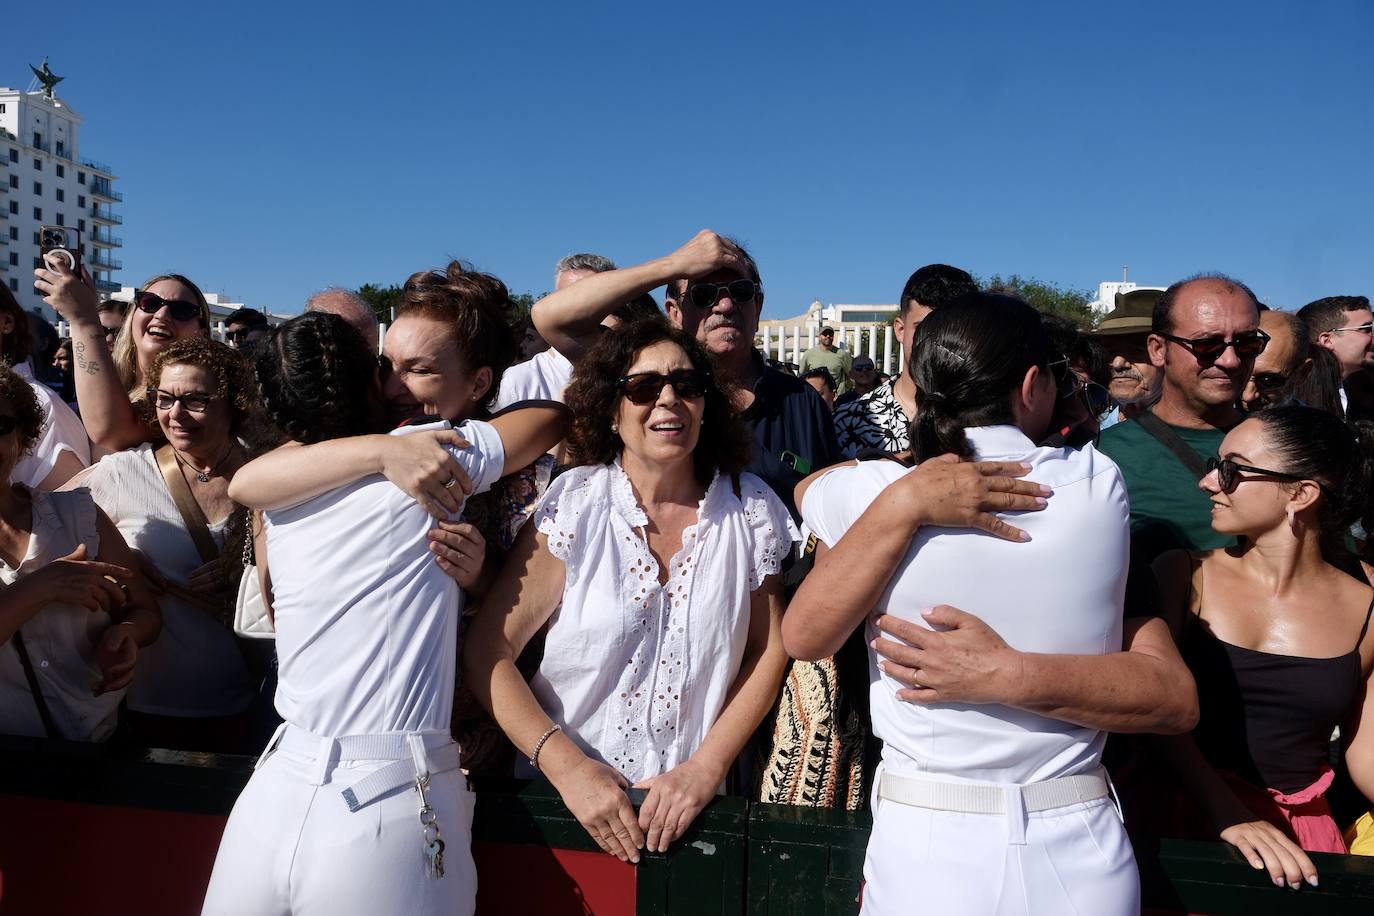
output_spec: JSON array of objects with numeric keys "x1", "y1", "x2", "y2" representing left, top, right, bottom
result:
[
  {"x1": 134, "y1": 290, "x2": 202, "y2": 323},
  {"x1": 0, "y1": 415, "x2": 17, "y2": 436},
  {"x1": 685, "y1": 279, "x2": 759, "y2": 310},
  {"x1": 147, "y1": 388, "x2": 215, "y2": 413},
  {"x1": 1205, "y1": 456, "x2": 1310, "y2": 493},
  {"x1": 1159, "y1": 330, "x2": 1269, "y2": 361},
  {"x1": 1049, "y1": 358, "x2": 1113, "y2": 417},
  {"x1": 618, "y1": 369, "x2": 710, "y2": 405}
]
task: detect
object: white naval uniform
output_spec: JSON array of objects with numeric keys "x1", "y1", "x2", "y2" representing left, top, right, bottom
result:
[
  {"x1": 802, "y1": 425, "x2": 1139, "y2": 916},
  {"x1": 491, "y1": 347, "x2": 573, "y2": 411},
  {"x1": 201, "y1": 420, "x2": 504, "y2": 916}
]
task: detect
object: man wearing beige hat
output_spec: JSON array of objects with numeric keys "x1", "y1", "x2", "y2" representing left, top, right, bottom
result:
[{"x1": 1092, "y1": 288, "x2": 1163, "y2": 429}]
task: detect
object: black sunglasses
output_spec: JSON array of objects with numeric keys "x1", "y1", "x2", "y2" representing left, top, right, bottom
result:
[
  {"x1": 618, "y1": 369, "x2": 710, "y2": 405},
  {"x1": 1049, "y1": 358, "x2": 1113, "y2": 418},
  {"x1": 134, "y1": 290, "x2": 202, "y2": 323},
  {"x1": 1159, "y1": 330, "x2": 1269, "y2": 361},
  {"x1": 0, "y1": 415, "x2": 17, "y2": 436},
  {"x1": 1205, "y1": 456, "x2": 1310, "y2": 492},
  {"x1": 685, "y1": 279, "x2": 759, "y2": 310},
  {"x1": 147, "y1": 388, "x2": 215, "y2": 413},
  {"x1": 1249, "y1": 371, "x2": 1290, "y2": 393}
]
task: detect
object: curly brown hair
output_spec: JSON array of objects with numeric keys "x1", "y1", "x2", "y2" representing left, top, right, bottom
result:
[
  {"x1": 0, "y1": 285, "x2": 35, "y2": 366},
  {"x1": 0, "y1": 364, "x2": 45, "y2": 458},
  {"x1": 564, "y1": 318, "x2": 751, "y2": 484},
  {"x1": 147, "y1": 338, "x2": 258, "y2": 436},
  {"x1": 398, "y1": 262, "x2": 521, "y2": 417}
]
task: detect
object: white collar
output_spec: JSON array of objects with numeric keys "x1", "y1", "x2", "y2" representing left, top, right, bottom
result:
[{"x1": 964, "y1": 425, "x2": 1037, "y2": 459}]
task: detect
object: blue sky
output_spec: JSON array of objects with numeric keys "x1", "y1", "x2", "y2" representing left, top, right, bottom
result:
[{"x1": 5, "y1": 0, "x2": 1371, "y2": 317}]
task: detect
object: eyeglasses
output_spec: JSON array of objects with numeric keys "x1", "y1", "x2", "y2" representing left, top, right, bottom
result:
[
  {"x1": 147, "y1": 388, "x2": 216, "y2": 413},
  {"x1": 1205, "y1": 456, "x2": 1309, "y2": 492},
  {"x1": 134, "y1": 290, "x2": 202, "y2": 323},
  {"x1": 1329, "y1": 322, "x2": 1374, "y2": 335},
  {"x1": 1249, "y1": 371, "x2": 1290, "y2": 393},
  {"x1": 685, "y1": 279, "x2": 759, "y2": 310},
  {"x1": 0, "y1": 415, "x2": 17, "y2": 435},
  {"x1": 1049, "y1": 358, "x2": 1113, "y2": 416},
  {"x1": 101, "y1": 324, "x2": 122, "y2": 340},
  {"x1": 618, "y1": 369, "x2": 710, "y2": 405},
  {"x1": 1159, "y1": 330, "x2": 1269, "y2": 361},
  {"x1": 852, "y1": 364, "x2": 875, "y2": 373}
]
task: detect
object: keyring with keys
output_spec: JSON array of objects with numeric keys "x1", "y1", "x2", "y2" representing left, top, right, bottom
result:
[{"x1": 415, "y1": 774, "x2": 446, "y2": 879}]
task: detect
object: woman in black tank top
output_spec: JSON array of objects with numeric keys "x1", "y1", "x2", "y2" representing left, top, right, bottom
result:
[{"x1": 1152, "y1": 405, "x2": 1374, "y2": 890}]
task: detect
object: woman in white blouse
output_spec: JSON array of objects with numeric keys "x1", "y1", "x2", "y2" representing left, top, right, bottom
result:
[{"x1": 464, "y1": 318, "x2": 797, "y2": 864}]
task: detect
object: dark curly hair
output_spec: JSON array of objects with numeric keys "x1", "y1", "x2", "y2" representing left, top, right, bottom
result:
[
  {"x1": 147, "y1": 338, "x2": 258, "y2": 436},
  {"x1": 398, "y1": 262, "x2": 521, "y2": 418},
  {"x1": 564, "y1": 317, "x2": 751, "y2": 484},
  {"x1": 0, "y1": 284, "x2": 35, "y2": 366},
  {"x1": 255, "y1": 312, "x2": 376, "y2": 445},
  {"x1": 0, "y1": 363, "x2": 45, "y2": 459}
]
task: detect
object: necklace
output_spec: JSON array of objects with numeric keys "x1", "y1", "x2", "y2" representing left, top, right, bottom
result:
[{"x1": 171, "y1": 442, "x2": 238, "y2": 484}]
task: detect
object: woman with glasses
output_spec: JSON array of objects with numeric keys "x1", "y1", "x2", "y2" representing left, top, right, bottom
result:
[
  {"x1": 1153, "y1": 404, "x2": 1374, "y2": 888},
  {"x1": 35, "y1": 259, "x2": 210, "y2": 452},
  {"x1": 786, "y1": 294, "x2": 1148, "y2": 915},
  {"x1": 63, "y1": 338, "x2": 263, "y2": 752},
  {"x1": 464, "y1": 317, "x2": 796, "y2": 863}
]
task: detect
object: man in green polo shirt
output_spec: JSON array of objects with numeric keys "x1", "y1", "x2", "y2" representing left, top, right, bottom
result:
[
  {"x1": 1098, "y1": 274, "x2": 1266, "y2": 562},
  {"x1": 800, "y1": 327, "x2": 854, "y2": 395}
]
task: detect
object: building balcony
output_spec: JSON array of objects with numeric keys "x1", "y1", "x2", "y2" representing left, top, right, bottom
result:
[
  {"x1": 91, "y1": 232, "x2": 123, "y2": 248},
  {"x1": 90, "y1": 253, "x2": 123, "y2": 270},
  {"x1": 91, "y1": 184, "x2": 123, "y2": 202},
  {"x1": 91, "y1": 207, "x2": 122, "y2": 225},
  {"x1": 94, "y1": 278, "x2": 121, "y2": 294},
  {"x1": 81, "y1": 157, "x2": 114, "y2": 176}
]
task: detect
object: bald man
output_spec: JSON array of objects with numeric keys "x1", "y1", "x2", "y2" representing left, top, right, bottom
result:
[{"x1": 1242, "y1": 310, "x2": 1310, "y2": 412}]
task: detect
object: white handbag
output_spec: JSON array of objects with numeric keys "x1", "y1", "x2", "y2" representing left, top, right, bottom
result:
[{"x1": 233, "y1": 511, "x2": 275, "y2": 640}]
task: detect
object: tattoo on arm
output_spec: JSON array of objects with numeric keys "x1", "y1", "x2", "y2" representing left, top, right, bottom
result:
[{"x1": 73, "y1": 340, "x2": 103, "y2": 376}]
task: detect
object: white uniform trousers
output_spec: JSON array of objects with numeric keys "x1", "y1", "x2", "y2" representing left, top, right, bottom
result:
[
  {"x1": 860, "y1": 773, "x2": 1139, "y2": 916},
  {"x1": 201, "y1": 733, "x2": 476, "y2": 916}
]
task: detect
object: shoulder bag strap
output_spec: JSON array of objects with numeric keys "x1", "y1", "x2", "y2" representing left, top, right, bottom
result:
[
  {"x1": 155, "y1": 444, "x2": 220, "y2": 567},
  {"x1": 11, "y1": 630, "x2": 61, "y2": 739},
  {"x1": 1133, "y1": 411, "x2": 1210, "y2": 479}
]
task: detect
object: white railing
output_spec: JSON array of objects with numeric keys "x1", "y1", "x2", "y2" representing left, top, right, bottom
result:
[{"x1": 757, "y1": 323, "x2": 903, "y2": 375}]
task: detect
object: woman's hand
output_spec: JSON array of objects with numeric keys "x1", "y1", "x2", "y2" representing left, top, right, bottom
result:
[
  {"x1": 428, "y1": 521, "x2": 486, "y2": 589},
  {"x1": 378, "y1": 430, "x2": 474, "y2": 518},
  {"x1": 19, "y1": 545, "x2": 130, "y2": 613},
  {"x1": 634, "y1": 758, "x2": 719, "y2": 853},
  {"x1": 186, "y1": 558, "x2": 229, "y2": 594},
  {"x1": 32, "y1": 255, "x2": 99, "y2": 325},
  {"x1": 550, "y1": 756, "x2": 644, "y2": 863},
  {"x1": 92, "y1": 623, "x2": 138, "y2": 695},
  {"x1": 1219, "y1": 819, "x2": 1319, "y2": 889}
]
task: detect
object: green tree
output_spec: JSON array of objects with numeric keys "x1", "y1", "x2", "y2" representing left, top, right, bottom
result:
[
  {"x1": 356, "y1": 283, "x2": 404, "y2": 323},
  {"x1": 980, "y1": 274, "x2": 1095, "y2": 328}
]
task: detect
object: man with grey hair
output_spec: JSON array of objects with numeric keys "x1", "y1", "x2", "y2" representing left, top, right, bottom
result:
[{"x1": 305, "y1": 287, "x2": 380, "y2": 352}]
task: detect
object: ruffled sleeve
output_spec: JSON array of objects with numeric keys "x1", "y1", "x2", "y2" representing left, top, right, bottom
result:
[
  {"x1": 736, "y1": 473, "x2": 801, "y2": 591},
  {"x1": 533, "y1": 465, "x2": 603, "y2": 563}
]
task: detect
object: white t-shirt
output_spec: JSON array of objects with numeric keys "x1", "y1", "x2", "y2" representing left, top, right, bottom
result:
[
  {"x1": 82, "y1": 444, "x2": 256, "y2": 717},
  {"x1": 527, "y1": 462, "x2": 799, "y2": 782},
  {"x1": 11, "y1": 361, "x2": 91, "y2": 489},
  {"x1": 802, "y1": 425, "x2": 1130, "y2": 785},
  {"x1": 266, "y1": 419, "x2": 505, "y2": 738},
  {"x1": 492, "y1": 348, "x2": 574, "y2": 411},
  {"x1": 0, "y1": 489, "x2": 123, "y2": 741}
]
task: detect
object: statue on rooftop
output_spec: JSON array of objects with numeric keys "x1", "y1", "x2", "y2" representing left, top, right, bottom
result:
[{"x1": 29, "y1": 58, "x2": 64, "y2": 99}]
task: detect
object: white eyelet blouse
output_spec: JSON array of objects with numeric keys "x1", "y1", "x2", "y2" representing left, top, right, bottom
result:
[{"x1": 524, "y1": 461, "x2": 798, "y2": 783}]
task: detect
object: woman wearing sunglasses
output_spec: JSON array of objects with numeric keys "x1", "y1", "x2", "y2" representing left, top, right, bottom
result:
[
  {"x1": 464, "y1": 318, "x2": 796, "y2": 863},
  {"x1": 35, "y1": 258, "x2": 210, "y2": 452},
  {"x1": 63, "y1": 338, "x2": 266, "y2": 753},
  {"x1": 1152, "y1": 404, "x2": 1374, "y2": 889}
]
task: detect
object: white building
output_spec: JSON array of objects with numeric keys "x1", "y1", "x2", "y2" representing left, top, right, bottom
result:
[
  {"x1": 1088, "y1": 280, "x2": 1166, "y2": 315},
  {"x1": 1, "y1": 73, "x2": 122, "y2": 318}
]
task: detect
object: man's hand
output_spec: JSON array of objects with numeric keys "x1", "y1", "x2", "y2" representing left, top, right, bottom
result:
[
  {"x1": 899, "y1": 454, "x2": 1051, "y2": 542},
  {"x1": 873, "y1": 606, "x2": 1025, "y2": 705},
  {"x1": 666, "y1": 230, "x2": 749, "y2": 283}
]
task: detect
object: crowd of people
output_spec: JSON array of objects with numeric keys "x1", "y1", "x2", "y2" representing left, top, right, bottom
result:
[{"x1": 1, "y1": 231, "x2": 1372, "y2": 915}]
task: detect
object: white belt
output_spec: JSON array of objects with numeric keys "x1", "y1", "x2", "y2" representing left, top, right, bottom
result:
[
  {"x1": 878, "y1": 769, "x2": 1110, "y2": 815},
  {"x1": 258, "y1": 723, "x2": 462, "y2": 813}
]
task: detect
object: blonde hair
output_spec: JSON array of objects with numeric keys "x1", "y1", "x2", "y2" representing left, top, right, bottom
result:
[{"x1": 113, "y1": 274, "x2": 212, "y2": 398}]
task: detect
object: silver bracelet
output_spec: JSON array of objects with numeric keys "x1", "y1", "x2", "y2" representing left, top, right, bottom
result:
[{"x1": 529, "y1": 724, "x2": 562, "y2": 772}]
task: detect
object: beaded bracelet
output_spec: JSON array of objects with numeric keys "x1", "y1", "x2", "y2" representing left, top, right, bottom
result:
[{"x1": 530, "y1": 724, "x2": 562, "y2": 772}]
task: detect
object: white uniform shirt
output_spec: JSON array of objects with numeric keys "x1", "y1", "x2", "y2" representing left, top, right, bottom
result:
[
  {"x1": 802, "y1": 425, "x2": 1130, "y2": 785},
  {"x1": 492, "y1": 348, "x2": 573, "y2": 411},
  {"x1": 82, "y1": 444, "x2": 255, "y2": 717},
  {"x1": 266, "y1": 419, "x2": 504, "y2": 738},
  {"x1": 10, "y1": 361, "x2": 91, "y2": 489},
  {"x1": 0, "y1": 489, "x2": 123, "y2": 741},
  {"x1": 528, "y1": 462, "x2": 798, "y2": 782}
]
